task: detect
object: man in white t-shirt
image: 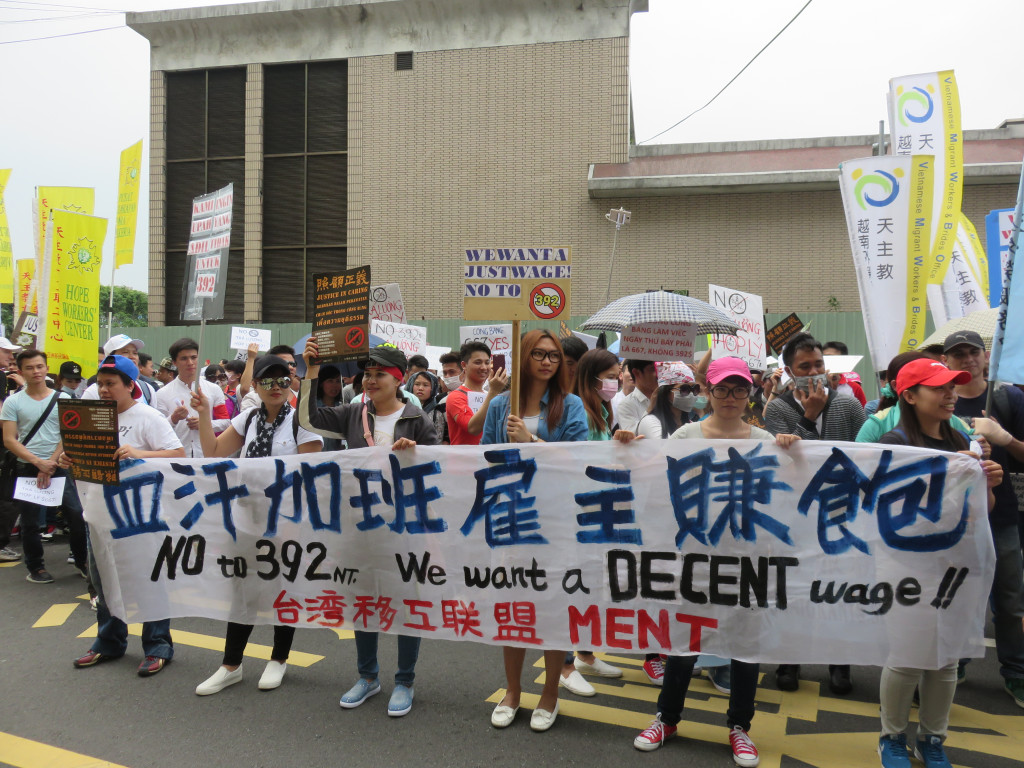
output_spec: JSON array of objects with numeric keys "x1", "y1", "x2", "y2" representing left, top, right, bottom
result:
[
  {"x1": 615, "y1": 359, "x2": 659, "y2": 431},
  {"x1": 63, "y1": 354, "x2": 184, "y2": 677},
  {"x1": 153, "y1": 337, "x2": 230, "y2": 457},
  {"x1": 81, "y1": 334, "x2": 157, "y2": 405}
]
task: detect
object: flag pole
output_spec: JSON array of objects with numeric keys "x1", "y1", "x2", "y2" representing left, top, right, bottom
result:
[{"x1": 106, "y1": 253, "x2": 116, "y2": 339}]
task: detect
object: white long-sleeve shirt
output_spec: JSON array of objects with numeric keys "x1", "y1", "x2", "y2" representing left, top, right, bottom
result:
[{"x1": 153, "y1": 377, "x2": 230, "y2": 458}]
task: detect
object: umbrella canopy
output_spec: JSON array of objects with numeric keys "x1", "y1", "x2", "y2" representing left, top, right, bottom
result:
[
  {"x1": 580, "y1": 290, "x2": 740, "y2": 335},
  {"x1": 920, "y1": 307, "x2": 1000, "y2": 350}
]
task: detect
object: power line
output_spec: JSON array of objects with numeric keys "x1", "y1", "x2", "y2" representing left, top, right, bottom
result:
[
  {"x1": 0, "y1": 22, "x2": 121, "y2": 43},
  {"x1": 638, "y1": 0, "x2": 815, "y2": 144}
]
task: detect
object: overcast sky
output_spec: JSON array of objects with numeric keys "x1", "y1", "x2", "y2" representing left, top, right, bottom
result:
[{"x1": 2, "y1": 0, "x2": 1022, "y2": 295}]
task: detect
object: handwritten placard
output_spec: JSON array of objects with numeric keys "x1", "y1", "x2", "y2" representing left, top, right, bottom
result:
[{"x1": 618, "y1": 322, "x2": 697, "y2": 362}]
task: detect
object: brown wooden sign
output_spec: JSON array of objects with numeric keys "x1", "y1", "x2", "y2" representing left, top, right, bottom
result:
[
  {"x1": 312, "y1": 266, "x2": 371, "y2": 363},
  {"x1": 58, "y1": 399, "x2": 119, "y2": 485}
]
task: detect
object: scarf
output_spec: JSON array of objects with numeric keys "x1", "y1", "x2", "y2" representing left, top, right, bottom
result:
[{"x1": 245, "y1": 402, "x2": 291, "y2": 458}]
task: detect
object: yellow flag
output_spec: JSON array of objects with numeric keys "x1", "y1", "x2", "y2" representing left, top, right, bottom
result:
[
  {"x1": 37, "y1": 186, "x2": 94, "y2": 260},
  {"x1": 0, "y1": 169, "x2": 13, "y2": 303},
  {"x1": 16, "y1": 258, "x2": 35, "y2": 317},
  {"x1": 115, "y1": 140, "x2": 142, "y2": 268},
  {"x1": 45, "y1": 210, "x2": 105, "y2": 372}
]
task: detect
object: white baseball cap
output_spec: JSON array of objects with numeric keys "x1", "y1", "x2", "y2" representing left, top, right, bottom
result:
[
  {"x1": 0, "y1": 337, "x2": 22, "y2": 352},
  {"x1": 103, "y1": 334, "x2": 145, "y2": 356}
]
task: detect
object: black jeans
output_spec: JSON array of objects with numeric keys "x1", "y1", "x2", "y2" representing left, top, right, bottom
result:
[
  {"x1": 658, "y1": 656, "x2": 759, "y2": 731},
  {"x1": 223, "y1": 622, "x2": 295, "y2": 667},
  {"x1": 13, "y1": 463, "x2": 86, "y2": 572},
  {"x1": 0, "y1": 497, "x2": 18, "y2": 549}
]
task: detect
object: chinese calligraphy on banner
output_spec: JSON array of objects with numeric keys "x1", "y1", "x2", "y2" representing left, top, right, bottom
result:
[{"x1": 83, "y1": 440, "x2": 994, "y2": 670}]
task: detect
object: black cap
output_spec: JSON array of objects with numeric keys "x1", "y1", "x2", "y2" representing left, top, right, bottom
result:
[
  {"x1": 358, "y1": 345, "x2": 407, "y2": 373},
  {"x1": 253, "y1": 355, "x2": 292, "y2": 379},
  {"x1": 59, "y1": 361, "x2": 83, "y2": 379},
  {"x1": 943, "y1": 330, "x2": 986, "y2": 353}
]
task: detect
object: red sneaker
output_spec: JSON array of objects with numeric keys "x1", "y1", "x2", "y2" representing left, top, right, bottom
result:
[
  {"x1": 729, "y1": 726, "x2": 760, "y2": 767},
  {"x1": 633, "y1": 717, "x2": 677, "y2": 751},
  {"x1": 643, "y1": 656, "x2": 665, "y2": 685},
  {"x1": 138, "y1": 656, "x2": 170, "y2": 677},
  {"x1": 73, "y1": 650, "x2": 118, "y2": 668}
]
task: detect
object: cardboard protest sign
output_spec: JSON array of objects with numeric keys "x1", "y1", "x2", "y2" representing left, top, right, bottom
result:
[
  {"x1": 463, "y1": 247, "x2": 571, "y2": 321},
  {"x1": 58, "y1": 400, "x2": 119, "y2": 485},
  {"x1": 459, "y1": 324, "x2": 513, "y2": 353},
  {"x1": 709, "y1": 284, "x2": 766, "y2": 369},
  {"x1": 765, "y1": 313, "x2": 803, "y2": 355},
  {"x1": 618, "y1": 322, "x2": 696, "y2": 362},
  {"x1": 181, "y1": 184, "x2": 233, "y2": 321},
  {"x1": 369, "y1": 283, "x2": 407, "y2": 323},
  {"x1": 14, "y1": 476, "x2": 66, "y2": 506},
  {"x1": 312, "y1": 266, "x2": 370, "y2": 363},
  {"x1": 370, "y1": 319, "x2": 427, "y2": 357},
  {"x1": 229, "y1": 326, "x2": 271, "y2": 352}
]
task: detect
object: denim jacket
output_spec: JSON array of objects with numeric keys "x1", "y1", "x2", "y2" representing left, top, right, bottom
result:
[{"x1": 481, "y1": 389, "x2": 588, "y2": 444}]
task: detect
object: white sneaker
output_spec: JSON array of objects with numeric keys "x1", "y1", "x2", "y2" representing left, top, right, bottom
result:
[
  {"x1": 258, "y1": 661, "x2": 287, "y2": 690},
  {"x1": 195, "y1": 665, "x2": 243, "y2": 696},
  {"x1": 574, "y1": 656, "x2": 623, "y2": 678},
  {"x1": 558, "y1": 669, "x2": 596, "y2": 696}
]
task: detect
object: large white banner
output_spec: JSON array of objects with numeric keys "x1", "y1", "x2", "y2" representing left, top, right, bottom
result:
[
  {"x1": 708, "y1": 284, "x2": 766, "y2": 370},
  {"x1": 926, "y1": 214, "x2": 990, "y2": 328},
  {"x1": 839, "y1": 154, "x2": 933, "y2": 371},
  {"x1": 83, "y1": 440, "x2": 994, "y2": 669}
]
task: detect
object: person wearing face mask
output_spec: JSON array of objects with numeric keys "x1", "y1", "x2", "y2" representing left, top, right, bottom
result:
[
  {"x1": 764, "y1": 332, "x2": 866, "y2": 696},
  {"x1": 635, "y1": 362, "x2": 702, "y2": 440}
]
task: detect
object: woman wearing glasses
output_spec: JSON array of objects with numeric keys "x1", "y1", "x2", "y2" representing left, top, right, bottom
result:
[
  {"x1": 635, "y1": 361, "x2": 703, "y2": 439},
  {"x1": 632, "y1": 357, "x2": 800, "y2": 766},
  {"x1": 204, "y1": 363, "x2": 229, "y2": 391},
  {"x1": 189, "y1": 355, "x2": 324, "y2": 696},
  {"x1": 482, "y1": 330, "x2": 588, "y2": 732}
]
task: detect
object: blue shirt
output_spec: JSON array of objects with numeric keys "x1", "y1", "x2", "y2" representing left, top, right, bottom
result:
[{"x1": 481, "y1": 389, "x2": 588, "y2": 444}]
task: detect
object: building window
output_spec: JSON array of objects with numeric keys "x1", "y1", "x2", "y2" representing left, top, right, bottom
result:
[
  {"x1": 263, "y1": 60, "x2": 348, "y2": 323},
  {"x1": 164, "y1": 67, "x2": 246, "y2": 325},
  {"x1": 395, "y1": 51, "x2": 413, "y2": 71}
]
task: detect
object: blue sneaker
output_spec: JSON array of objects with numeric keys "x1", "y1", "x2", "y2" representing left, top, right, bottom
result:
[
  {"x1": 878, "y1": 734, "x2": 911, "y2": 767},
  {"x1": 388, "y1": 684, "x2": 414, "y2": 717},
  {"x1": 706, "y1": 663, "x2": 731, "y2": 693},
  {"x1": 914, "y1": 735, "x2": 952, "y2": 767},
  {"x1": 339, "y1": 678, "x2": 380, "y2": 709}
]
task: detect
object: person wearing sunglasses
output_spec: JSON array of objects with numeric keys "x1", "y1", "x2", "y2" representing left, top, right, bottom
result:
[
  {"x1": 482, "y1": 329, "x2": 587, "y2": 733},
  {"x1": 298, "y1": 340, "x2": 439, "y2": 718},
  {"x1": 631, "y1": 357, "x2": 800, "y2": 765},
  {"x1": 188, "y1": 355, "x2": 323, "y2": 696},
  {"x1": 204, "y1": 364, "x2": 229, "y2": 390},
  {"x1": 635, "y1": 362, "x2": 704, "y2": 440}
]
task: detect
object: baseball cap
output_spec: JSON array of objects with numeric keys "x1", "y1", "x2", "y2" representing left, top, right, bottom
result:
[
  {"x1": 103, "y1": 333, "x2": 145, "y2": 356},
  {"x1": 656, "y1": 361, "x2": 695, "y2": 387},
  {"x1": 158, "y1": 356, "x2": 176, "y2": 372},
  {"x1": 895, "y1": 358, "x2": 971, "y2": 396},
  {"x1": 253, "y1": 355, "x2": 292, "y2": 380},
  {"x1": 359, "y1": 345, "x2": 408, "y2": 373},
  {"x1": 59, "y1": 361, "x2": 83, "y2": 379},
  {"x1": 97, "y1": 354, "x2": 143, "y2": 399},
  {"x1": 0, "y1": 337, "x2": 22, "y2": 352},
  {"x1": 706, "y1": 356, "x2": 753, "y2": 386},
  {"x1": 942, "y1": 330, "x2": 985, "y2": 353}
]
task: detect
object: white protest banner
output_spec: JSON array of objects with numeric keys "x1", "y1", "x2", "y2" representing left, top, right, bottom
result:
[
  {"x1": 369, "y1": 283, "x2": 407, "y2": 323},
  {"x1": 927, "y1": 214, "x2": 989, "y2": 327},
  {"x1": 708, "y1": 284, "x2": 766, "y2": 369},
  {"x1": 14, "y1": 476, "x2": 65, "y2": 506},
  {"x1": 839, "y1": 155, "x2": 933, "y2": 370},
  {"x1": 888, "y1": 71, "x2": 962, "y2": 285},
  {"x1": 459, "y1": 324, "x2": 513, "y2": 354},
  {"x1": 229, "y1": 326, "x2": 272, "y2": 352},
  {"x1": 83, "y1": 440, "x2": 993, "y2": 668},
  {"x1": 181, "y1": 184, "x2": 233, "y2": 321},
  {"x1": 370, "y1": 319, "x2": 427, "y2": 357},
  {"x1": 618, "y1": 322, "x2": 696, "y2": 362},
  {"x1": 424, "y1": 345, "x2": 450, "y2": 373}
]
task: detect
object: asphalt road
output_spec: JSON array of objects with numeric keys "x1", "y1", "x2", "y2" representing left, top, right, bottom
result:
[{"x1": 1, "y1": 546, "x2": 1022, "y2": 768}]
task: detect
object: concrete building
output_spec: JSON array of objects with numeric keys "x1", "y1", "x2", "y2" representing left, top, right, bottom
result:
[{"x1": 129, "y1": 0, "x2": 1022, "y2": 326}]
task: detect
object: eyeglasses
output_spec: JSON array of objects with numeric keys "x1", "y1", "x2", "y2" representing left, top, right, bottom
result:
[
  {"x1": 258, "y1": 376, "x2": 292, "y2": 390},
  {"x1": 206, "y1": 374, "x2": 228, "y2": 383},
  {"x1": 675, "y1": 384, "x2": 700, "y2": 395},
  {"x1": 710, "y1": 385, "x2": 752, "y2": 400},
  {"x1": 529, "y1": 349, "x2": 562, "y2": 363}
]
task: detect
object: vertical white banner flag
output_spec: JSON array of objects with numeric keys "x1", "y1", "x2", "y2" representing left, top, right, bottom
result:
[{"x1": 927, "y1": 214, "x2": 990, "y2": 327}]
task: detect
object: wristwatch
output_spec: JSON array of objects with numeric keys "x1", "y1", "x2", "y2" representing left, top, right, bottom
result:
[{"x1": 530, "y1": 434, "x2": 539, "y2": 442}]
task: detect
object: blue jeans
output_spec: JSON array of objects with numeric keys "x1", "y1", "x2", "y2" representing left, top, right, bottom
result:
[
  {"x1": 14, "y1": 464, "x2": 86, "y2": 572},
  {"x1": 991, "y1": 524, "x2": 1024, "y2": 680},
  {"x1": 88, "y1": 530, "x2": 173, "y2": 660},
  {"x1": 354, "y1": 630, "x2": 419, "y2": 686},
  {"x1": 658, "y1": 656, "x2": 759, "y2": 731}
]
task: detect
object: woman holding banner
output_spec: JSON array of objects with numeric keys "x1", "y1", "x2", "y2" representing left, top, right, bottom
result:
[
  {"x1": 298, "y1": 339, "x2": 439, "y2": 718},
  {"x1": 190, "y1": 355, "x2": 324, "y2": 696},
  {"x1": 482, "y1": 329, "x2": 588, "y2": 732},
  {"x1": 631, "y1": 357, "x2": 800, "y2": 766},
  {"x1": 634, "y1": 362, "x2": 702, "y2": 440},
  {"x1": 874, "y1": 358, "x2": 1002, "y2": 768}
]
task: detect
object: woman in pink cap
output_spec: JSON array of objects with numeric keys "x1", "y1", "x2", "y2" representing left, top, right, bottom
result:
[
  {"x1": 875, "y1": 358, "x2": 1002, "y2": 768},
  {"x1": 633, "y1": 356, "x2": 800, "y2": 767}
]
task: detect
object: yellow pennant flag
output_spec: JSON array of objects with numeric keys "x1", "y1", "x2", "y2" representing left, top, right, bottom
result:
[
  {"x1": 115, "y1": 140, "x2": 142, "y2": 268},
  {"x1": 0, "y1": 169, "x2": 13, "y2": 303},
  {"x1": 36, "y1": 186, "x2": 94, "y2": 260},
  {"x1": 16, "y1": 258, "x2": 35, "y2": 317},
  {"x1": 45, "y1": 210, "x2": 106, "y2": 372}
]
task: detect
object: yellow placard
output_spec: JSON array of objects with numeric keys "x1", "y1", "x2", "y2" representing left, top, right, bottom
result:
[
  {"x1": 16, "y1": 258, "x2": 35, "y2": 316},
  {"x1": 45, "y1": 210, "x2": 106, "y2": 372},
  {"x1": 0, "y1": 169, "x2": 13, "y2": 304},
  {"x1": 115, "y1": 140, "x2": 142, "y2": 268},
  {"x1": 462, "y1": 247, "x2": 572, "y2": 321}
]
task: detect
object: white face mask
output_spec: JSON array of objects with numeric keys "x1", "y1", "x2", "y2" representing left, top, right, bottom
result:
[
  {"x1": 442, "y1": 375, "x2": 462, "y2": 390},
  {"x1": 672, "y1": 391, "x2": 697, "y2": 412},
  {"x1": 792, "y1": 373, "x2": 828, "y2": 395},
  {"x1": 596, "y1": 379, "x2": 618, "y2": 402}
]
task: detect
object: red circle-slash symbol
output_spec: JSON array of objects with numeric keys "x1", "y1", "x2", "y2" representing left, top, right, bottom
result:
[
  {"x1": 345, "y1": 326, "x2": 365, "y2": 349},
  {"x1": 62, "y1": 410, "x2": 81, "y2": 430}
]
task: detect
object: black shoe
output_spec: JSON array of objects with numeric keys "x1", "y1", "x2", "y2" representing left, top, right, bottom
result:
[
  {"x1": 829, "y1": 665, "x2": 852, "y2": 695},
  {"x1": 775, "y1": 664, "x2": 800, "y2": 691}
]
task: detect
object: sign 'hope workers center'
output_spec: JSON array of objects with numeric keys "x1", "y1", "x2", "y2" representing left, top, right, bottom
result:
[{"x1": 463, "y1": 247, "x2": 571, "y2": 321}]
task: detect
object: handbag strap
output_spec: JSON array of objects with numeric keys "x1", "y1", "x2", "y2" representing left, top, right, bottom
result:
[
  {"x1": 361, "y1": 402, "x2": 374, "y2": 446},
  {"x1": 21, "y1": 392, "x2": 60, "y2": 449}
]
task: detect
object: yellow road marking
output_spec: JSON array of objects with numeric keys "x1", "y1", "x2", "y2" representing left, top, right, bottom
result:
[
  {"x1": 0, "y1": 561, "x2": 19, "y2": 568},
  {"x1": 76, "y1": 624, "x2": 325, "y2": 667},
  {"x1": 32, "y1": 603, "x2": 78, "y2": 628},
  {"x1": 0, "y1": 729, "x2": 132, "y2": 768}
]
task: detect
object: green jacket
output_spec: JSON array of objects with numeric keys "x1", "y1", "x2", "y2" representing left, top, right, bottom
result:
[{"x1": 856, "y1": 403, "x2": 971, "y2": 443}]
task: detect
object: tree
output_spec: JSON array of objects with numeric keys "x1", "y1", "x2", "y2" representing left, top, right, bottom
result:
[{"x1": 0, "y1": 285, "x2": 148, "y2": 339}]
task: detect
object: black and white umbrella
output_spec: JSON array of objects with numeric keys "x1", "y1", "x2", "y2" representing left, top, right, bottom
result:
[{"x1": 580, "y1": 290, "x2": 740, "y2": 335}]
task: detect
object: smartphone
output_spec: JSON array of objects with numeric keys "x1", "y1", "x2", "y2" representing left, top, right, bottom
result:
[{"x1": 492, "y1": 353, "x2": 507, "y2": 372}]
